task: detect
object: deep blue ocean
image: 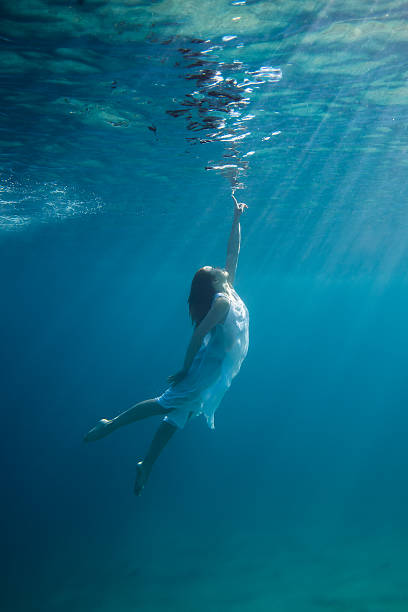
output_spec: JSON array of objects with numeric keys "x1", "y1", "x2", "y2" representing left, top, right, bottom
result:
[{"x1": 2, "y1": 1, "x2": 408, "y2": 611}]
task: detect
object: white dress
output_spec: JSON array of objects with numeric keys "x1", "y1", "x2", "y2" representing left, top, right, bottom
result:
[{"x1": 157, "y1": 288, "x2": 249, "y2": 429}]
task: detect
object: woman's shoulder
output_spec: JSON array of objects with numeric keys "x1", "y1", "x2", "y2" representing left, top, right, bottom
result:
[
  {"x1": 211, "y1": 293, "x2": 231, "y2": 326},
  {"x1": 213, "y1": 291, "x2": 229, "y2": 301},
  {"x1": 212, "y1": 291, "x2": 233, "y2": 308}
]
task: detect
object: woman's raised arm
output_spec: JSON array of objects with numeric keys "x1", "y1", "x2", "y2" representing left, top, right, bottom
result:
[{"x1": 225, "y1": 193, "x2": 247, "y2": 286}]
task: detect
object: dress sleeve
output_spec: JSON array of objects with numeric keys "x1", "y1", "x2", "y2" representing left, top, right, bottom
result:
[{"x1": 212, "y1": 292, "x2": 230, "y2": 304}]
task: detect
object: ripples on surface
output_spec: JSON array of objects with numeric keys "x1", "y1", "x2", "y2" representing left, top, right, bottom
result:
[
  {"x1": 166, "y1": 38, "x2": 282, "y2": 190},
  {"x1": 1, "y1": 0, "x2": 408, "y2": 244}
]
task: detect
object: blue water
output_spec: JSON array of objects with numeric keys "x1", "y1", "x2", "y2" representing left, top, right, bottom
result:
[{"x1": 2, "y1": 1, "x2": 408, "y2": 610}]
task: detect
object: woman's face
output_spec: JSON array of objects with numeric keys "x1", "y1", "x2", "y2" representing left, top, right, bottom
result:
[{"x1": 203, "y1": 266, "x2": 229, "y2": 288}]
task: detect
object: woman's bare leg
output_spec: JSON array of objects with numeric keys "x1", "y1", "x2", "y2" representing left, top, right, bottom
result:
[
  {"x1": 84, "y1": 399, "x2": 170, "y2": 442},
  {"x1": 134, "y1": 420, "x2": 178, "y2": 496}
]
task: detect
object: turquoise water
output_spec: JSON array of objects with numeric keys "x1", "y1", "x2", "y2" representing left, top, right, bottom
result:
[{"x1": 2, "y1": 1, "x2": 408, "y2": 611}]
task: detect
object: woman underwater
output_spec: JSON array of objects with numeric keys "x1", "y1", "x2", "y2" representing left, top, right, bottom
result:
[{"x1": 85, "y1": 195, "x2": 249, "y2": 495}]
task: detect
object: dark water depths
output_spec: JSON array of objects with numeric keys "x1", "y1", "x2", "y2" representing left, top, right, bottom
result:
[{"x1": 2, "y1": 1, "x2": 408, "y2": 611}]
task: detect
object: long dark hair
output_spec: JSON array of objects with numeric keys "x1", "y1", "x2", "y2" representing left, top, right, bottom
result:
[{"x1": 188, "y1": 267, "x2": 218, "y2": 326}]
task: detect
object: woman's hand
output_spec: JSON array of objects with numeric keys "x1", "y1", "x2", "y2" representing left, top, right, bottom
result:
[
  {"x1": 232, "y1": 193, "x2": 248, "y2": 217},
  {"x1": 167, "y1": 369, "x2": 187, "y2": 386}
]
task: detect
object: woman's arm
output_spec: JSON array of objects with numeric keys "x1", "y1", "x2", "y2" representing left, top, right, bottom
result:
[
  {"x1": 168, "y1": 296, "x2": 230, "y2": 385},
  {"x1": 225, "y1": 194, "x2": 247, "y2": 286}
]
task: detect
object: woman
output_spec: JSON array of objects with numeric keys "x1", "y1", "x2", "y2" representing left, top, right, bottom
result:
[{"x1": 85, "y1": 194, "x2": 249, "y2": 495}]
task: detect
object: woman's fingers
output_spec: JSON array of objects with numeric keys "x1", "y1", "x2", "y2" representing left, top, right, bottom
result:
[
  {"x1": 232, "y1": 193, "x2": 247, "y2": 215},
  {"x1": 236, "y1": 202, "x2": 248, "y2": 215}
]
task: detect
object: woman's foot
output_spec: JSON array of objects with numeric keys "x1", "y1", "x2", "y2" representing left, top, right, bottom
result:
[
  {"x1": 84, "y1": 419, "x2": 114, "y2": 442},
  {"x1": 134, "y1": 461, "x2": 148, "y2": 496}
]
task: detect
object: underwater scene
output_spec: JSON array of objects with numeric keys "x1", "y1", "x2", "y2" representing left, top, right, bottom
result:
[{"x1": 2, "y1": 1, "x2": 408, "y2": 610}]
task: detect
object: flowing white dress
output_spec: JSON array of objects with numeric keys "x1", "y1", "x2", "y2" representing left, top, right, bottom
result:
[{"x1": 157, "y1": 288, "x2": 249, "y2": 429}]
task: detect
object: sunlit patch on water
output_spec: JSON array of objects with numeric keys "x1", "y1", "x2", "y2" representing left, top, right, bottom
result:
[
  {"x1": 165, "y1": 37, "x2": 282, "y2": 191},
  {"x1": 0, "y1": 173, "x2": 104, "y2": 231}
]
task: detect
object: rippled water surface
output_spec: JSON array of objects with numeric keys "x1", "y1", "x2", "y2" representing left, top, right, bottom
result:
[
  {"x1": 2, "y1": 2, "x2": 408, "y2": 612},
  {"x1": 2, "y1": 1, "x2": 408, "y2": 244}
]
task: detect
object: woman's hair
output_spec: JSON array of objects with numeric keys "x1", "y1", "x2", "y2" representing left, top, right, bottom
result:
[{"x1": 188, "y1": 267, "x2": 218, "y2": 326}]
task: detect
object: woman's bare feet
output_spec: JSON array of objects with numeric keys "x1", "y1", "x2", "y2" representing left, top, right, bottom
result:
[
  {"x1": 134, "y1": 461, "x2": 148, "y2": 496},
  {"x1": 84, "y1": 419, "x2": 114, "y2": 442}
]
